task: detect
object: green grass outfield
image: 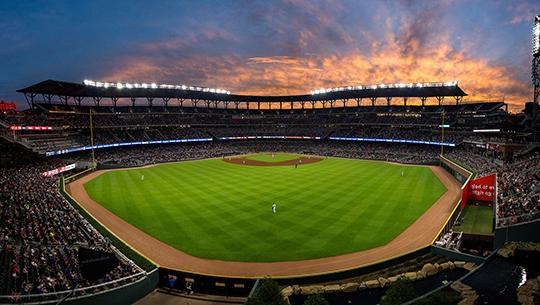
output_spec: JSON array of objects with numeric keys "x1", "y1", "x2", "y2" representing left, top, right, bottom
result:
[
  {"x1": 84, "y1": 154, "x2": 447, "y2": 262},
  {"x1": 454, "y1": 205, "x2": 494, "y2": 235}
]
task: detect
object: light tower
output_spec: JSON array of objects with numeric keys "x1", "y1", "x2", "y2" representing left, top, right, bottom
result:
[{"x1": 533, "y1": 16, "x2": 540, "y2": 133}]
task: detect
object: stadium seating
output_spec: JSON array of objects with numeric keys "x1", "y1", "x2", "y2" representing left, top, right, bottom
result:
[{"x1": 0, "y1": 101, "x2": 539, "y2": 302}]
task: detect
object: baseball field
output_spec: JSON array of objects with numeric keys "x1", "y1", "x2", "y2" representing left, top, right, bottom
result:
[{"x1": 83, "y1": 153, "x2": 447, "y2": 262}]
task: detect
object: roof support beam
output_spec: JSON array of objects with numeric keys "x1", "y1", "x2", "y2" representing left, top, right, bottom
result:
[
  {"x1": 59, "y1": 95, "x2": 69, "y2": 105},
  {"x1": 420, "y1": 97, "x2": 427, "y2": 106},
  {"x1": 42, "y1": 94, "x2": 53, "y2": 104},
  {"x1": 23, "y1": 93, "x2": 36, "y2": 109},
  {"x1": 163, "y1": 97, "x2": 170, "y2": 107},
  {"x1": 93, "y1": 97, "x2": 102, "y2": 107}
]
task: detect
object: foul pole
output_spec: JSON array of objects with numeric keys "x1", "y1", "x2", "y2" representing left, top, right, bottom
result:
[{"x1": 89, "y1": 109, "x2": 96, "y2": 168}]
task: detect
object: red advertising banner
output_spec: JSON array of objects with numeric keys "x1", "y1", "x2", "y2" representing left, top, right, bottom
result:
[
  {"x1": 461, "y1": 173, "x2": 496, "y2": 208},
  {"x1": 0, "y1": 101, "x2": 16, "y2": 112},
  {"x1": 42, "y1": 163, "x2": 76, "y2": 177}
]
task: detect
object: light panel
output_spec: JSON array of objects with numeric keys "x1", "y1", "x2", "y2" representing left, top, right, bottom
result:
[
  {"x1": 310, "y1": 81, "x2": 458, "y2": 95},
  {"x1": 82, "y1": 79, "x2": 231, "y2": 94}
]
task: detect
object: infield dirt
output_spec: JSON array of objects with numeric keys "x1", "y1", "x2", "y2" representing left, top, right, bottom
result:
[{"x1": 223, "y1": 155, "x2": 324, "y2": 166}]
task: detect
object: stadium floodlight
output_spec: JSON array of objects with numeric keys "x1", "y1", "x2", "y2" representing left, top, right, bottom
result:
[
  {"x1": 116, "y1": 82, "x2": 124, "y2": 89},
  {"x1": 83, "y1": 79, "x2": 96, "y2": 86},
  {"x1": 534, "y1": 16, "x2": 540, "y2": 55},
  {"x1": 309, "y1": 81, "x2": 460, "y2": 94},
  {"x1": 141, "y1": 83, "x2": 148, "y2": 88},
  {"x1": 125, "y1": 83, "x2": 133, "y2": 89},
  {"x1": 103, "y1": 82, "x2": 110, "y2": 88},
  {"x1": 150, "y1": 83, "x2": 158, "y2": 89},
  {"x1": 181, "y1": 85, "x2": 187, "y2": 90}
]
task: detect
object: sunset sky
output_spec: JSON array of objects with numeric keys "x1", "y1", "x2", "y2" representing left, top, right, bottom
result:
[{"x1": 0, "y1": 0, "x2": 538, "y2": 111}]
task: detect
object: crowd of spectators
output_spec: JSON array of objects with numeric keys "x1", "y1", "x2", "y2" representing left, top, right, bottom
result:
[
  {"x1": 446, "y1": 149, "x2": 540, "y2": 226},
  {"x1": 0, "y1": 104, "x2": 467, "y2": 128},
  {"x1": 333, "y1": 126, "x2": 465, "y2": 142},
  {"x1": 67, "y1": 140, "x2": 443, "y2": 168},
  {"x1": 0, "y1": 159, "x2": 143, "y2": 301}
]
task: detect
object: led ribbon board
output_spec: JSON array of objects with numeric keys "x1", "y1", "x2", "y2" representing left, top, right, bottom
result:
[
  {"x1": 45, "y1": 138, "x2": 213, "y2": 156},
  {"x1": 329, "y1": 136, "x2": 456, "y2": 147},
  {"x1": 218, "y1": 136, "x2": 322, "y2": 140}
]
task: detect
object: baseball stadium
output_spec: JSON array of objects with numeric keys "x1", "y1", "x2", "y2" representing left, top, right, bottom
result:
[{"x1": 1, "y1": 3, "x2": 540, "y2": 305}]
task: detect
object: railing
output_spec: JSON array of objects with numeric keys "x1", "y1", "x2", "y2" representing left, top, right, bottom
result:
[
  {"x1": 496, "y1": 211, "x2": 540, "y2": 228},
  {"x1": 0, "y1": 270, "x2": 149, "y2": 304}
]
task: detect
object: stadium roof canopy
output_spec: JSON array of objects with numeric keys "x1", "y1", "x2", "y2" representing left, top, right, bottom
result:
[{"x1": 18, "y1": 79, "x2": 467, "y2": 109}]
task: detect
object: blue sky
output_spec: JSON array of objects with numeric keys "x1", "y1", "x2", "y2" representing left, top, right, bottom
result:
[{"x1": 0, "y1": 0, "x2": 538, "y2": 110}]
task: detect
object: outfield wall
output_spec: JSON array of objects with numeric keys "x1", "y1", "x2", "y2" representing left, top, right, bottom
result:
[
  {"x1": 157, "y1": 268, "x2": 255, "y2": 297},
  {"x1": 432, "y1": 156, "x2": 473, "y2": 243},
  {"x1": 494, "y1": 219, "x2": 540, "y2": 248},
  {"x1": 439, "y1": 155, "x2": 473, "y2": 184},
  {"x1": 275, "y1": 247, "x2": 431, "y2": 286}
]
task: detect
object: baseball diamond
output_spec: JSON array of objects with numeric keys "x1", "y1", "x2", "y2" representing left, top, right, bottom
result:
[{"x1": 82, "y1": 154, "x2": 447, "y2": 262}]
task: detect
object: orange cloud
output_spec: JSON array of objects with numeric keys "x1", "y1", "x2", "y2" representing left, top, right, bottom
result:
[
  {"x1": 102, "y1": 47, "x2": 531, "y2": 112},
  {"x1": 100, "y1": 1, "x2": 532, "y2": 112}
]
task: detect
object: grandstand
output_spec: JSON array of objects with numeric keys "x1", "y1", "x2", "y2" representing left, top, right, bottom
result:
[{"x1": 1, "y1": 77, "x2": 539, "y2": 305}]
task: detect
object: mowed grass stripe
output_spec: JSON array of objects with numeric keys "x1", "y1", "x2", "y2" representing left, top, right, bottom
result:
[{"x1": 84, "y1": 154, "x2": 447, "y2": 262}]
